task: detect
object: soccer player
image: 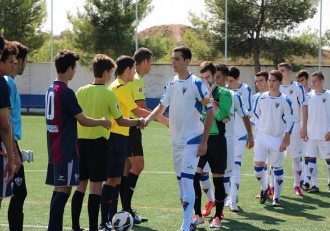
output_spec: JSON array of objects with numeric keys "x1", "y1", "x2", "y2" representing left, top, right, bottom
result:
[
  {"x1": 100, "y1": 55, "x2": 156, "y2": 230},
  {"x1": 296, "y1": 70, "x2": 312, "y2": 191},
  {"x1": 0, "y1": 40, "x2": 19, "y2": 203},
  {"x1": 144, "y1": 46, "x2": 214, "y2": 231},
  {"x1": 5, "y1": 41, "x2": 29, "y2": 230},
  {"x1": 226, "y1": 66, "x2": 253, "y2": 211},
  {"x1": 254, "y1": 70, "x2": 294, "y2": 207},
  {"x1": 278, "y1": 62, "x2": 306, "y2": 196},
  {"x1": 71, "y1": 54, "x2": 143, "y2": 231},
  {"x1": 300, "y1": 71, "x2": 330, "y2": 193},
  {"x1": 121, "y1": 48, "x2": 168, "y2": 224},
  {"x1": 45, "y1": 50, "x2": 111, "y2": 231},
  {"x1": 193, "y1": 61, "x2": 231, "y2": 229}
]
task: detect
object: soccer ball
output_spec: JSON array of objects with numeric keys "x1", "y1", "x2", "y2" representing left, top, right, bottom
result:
[{"x1": 112, "y1": 211, "x2": 133, "y2": 231}]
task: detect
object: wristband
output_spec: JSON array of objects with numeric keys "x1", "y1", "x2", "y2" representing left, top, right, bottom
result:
[{"x1": 137, "y1": 119, "x2": 141, "y2": 126}]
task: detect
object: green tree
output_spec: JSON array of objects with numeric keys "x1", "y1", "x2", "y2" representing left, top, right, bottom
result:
[
  {"x1": 190, "y1": 0, "x2": 319, "y2": 72},
  {"x1": 0, "y1": 0, "x2": 47, "y2": 51},
  {"x1": 29, "y1": 30, "x2": 76, "y2": 62},
  {"x1": 69, "y1": 0, "x2": 152, "y2": 65}
]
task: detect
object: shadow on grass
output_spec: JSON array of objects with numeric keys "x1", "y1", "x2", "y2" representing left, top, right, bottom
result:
[
  {"x1": 264, "y1": 195, "x2": 328, "y2": 221},
  {"x1": 132, "y1": 225, "x2": 158, "y2": 231}
]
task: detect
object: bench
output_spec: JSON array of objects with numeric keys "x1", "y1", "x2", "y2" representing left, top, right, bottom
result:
[{"x1": 20, "y1": 94, "x2": 45, "y2": 112}]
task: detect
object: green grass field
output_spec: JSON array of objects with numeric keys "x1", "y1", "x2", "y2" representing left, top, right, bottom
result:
[{"x1": 0, "y1": 115, "x2": 329, "y2": 230}]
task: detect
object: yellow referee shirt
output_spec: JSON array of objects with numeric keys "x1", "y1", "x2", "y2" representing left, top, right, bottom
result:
[
  {"x1": 109, "y1": 78, "x2": 138, "y2": 136},
  {"x1": 127, "y1": 73, "x2": 146, "y2": 119},
  {"x1": 76, "y1": 84, "x2": 122, "y2": 139}
]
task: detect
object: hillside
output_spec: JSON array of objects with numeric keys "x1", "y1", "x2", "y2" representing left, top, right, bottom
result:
[{"x1": 139, "y1": 24, "x2": 190, "y2": 46}]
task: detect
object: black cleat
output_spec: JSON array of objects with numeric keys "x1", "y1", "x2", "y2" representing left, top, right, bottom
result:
[
  {"x1": 272, "y1": 198, "x2": 281, "y2": 207},
  {"x1": 259, "y1": 186, "x2": 269, "y2": 204},
  {"x1": 307, "y1": 185, "x2": 320, "y2": 193}
]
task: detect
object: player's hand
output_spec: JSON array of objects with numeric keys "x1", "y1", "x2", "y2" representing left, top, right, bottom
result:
[
  {"x1": 246, "y1": 134, "x2": 254, "y2": 149},
  {"x1": 212, "y1": 101, "x2": 219, "y2": 112},
  {"x1": 13, "y1": 153, "x2": 22, "y2": 173},
  {"x1": 300, "y1": 127, "x2": 307, "y2": 141},
  {"x1": 101, "y1": 117, "x2": 111, "y2": 130},
  {"x1": 279, "y1": 133, "x2": 290, "y2": 152},
  {"x1": 197, "y1": 142, "x2": 207, "y2": 157},
  {"x1": 138, "y1": 118, "x2": 146, "y2": 129},
  {"x1": 325, "y1": 132, "x2": 330, "y2": 141},
  {"x1": 222, "y1": 116, "x2": 231, "y2": 123},
  {"x1": 4, "y1": 158, "x2": 15, "y2": 183}
]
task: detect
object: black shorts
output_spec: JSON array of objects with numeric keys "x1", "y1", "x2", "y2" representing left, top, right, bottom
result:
[
  {"x1": 198, "y1": 135, "x2": 227, "y2": 175},
  {"x1": 107, "y1": 133, "x2": 128, "y2": 178},
  {"x1": 127, "y1": 126, "x2": 143, "y2": 157},
  {"x1": 78, "y1": 137, "x2": 108, "y2": 182}
]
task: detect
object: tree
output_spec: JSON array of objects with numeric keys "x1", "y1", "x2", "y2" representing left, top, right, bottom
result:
[
  {"x1": 0, "y1": 0, "x2": 47, "y2": 51},
  {"x1": 69, "y1": 0, "x2": 152, "y2": 65},
  {"x1": 190, "y1": 0, "x2": 319, "y2": 73}
]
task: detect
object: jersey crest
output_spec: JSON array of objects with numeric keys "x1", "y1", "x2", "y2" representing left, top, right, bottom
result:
[{"x1": 182, "y1": 87, "x2": 187, "y2": 95}]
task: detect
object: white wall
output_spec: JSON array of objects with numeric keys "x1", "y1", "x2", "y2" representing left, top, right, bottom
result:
[{"x1": 15, "y1": 63, "x2": 330, "y2": 97}]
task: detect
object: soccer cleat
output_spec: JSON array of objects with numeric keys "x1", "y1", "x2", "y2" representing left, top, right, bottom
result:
[
  {"x1": 127, "y1": 209, "x2": 148, "y2": 224},
  {"x1": 307, "y1": 185, "x2": 320, "y2": 193},
  {"x1": 229, "y1": 203, "x2": 239, "y2": 212},
  {"x1": 209, "y1": 216, "x2": 221, "y2": 228},
  {"x1": 294, "y1": 186, "x2": 303, "y2": 196},
  {"x1": 272, "y1": 198, "x2": 281, "y2": 207},
  {"x1": 301, "y1": 182, "x2": 310, "y2": 191},
  {"x1": 190, "y1": 223, "x2": 197, "y2": 231},
  {"x1": 193, "y1": 215, "x2": 204, "y2": 225},
  {"x1": 259, "y1": 186, "x2": 270, "y2": 204},
  {"x1": 202, "y1": 200, "x2": 215, "y2": 216},
  {"x1": 269, "y1": 187, "x2": 274, "y2": 196},
  {"x1": 225, "y1": 197, "x2": 231, "y2": 207},
  {"x1": 99, "y1": 222, "x2": 112, "y2": 231}
]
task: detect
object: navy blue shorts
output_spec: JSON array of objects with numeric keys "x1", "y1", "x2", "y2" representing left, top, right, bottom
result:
[
  {"x1": 45, "y1": 159, "x2": 80, "y2": 187},
  {"x1": 78, "y1": 137, "x2": 108, "y2": 182},
  {"x1": 0, "y1": 155, "x2": 13, "y2": 198},
  {"x1": 107, "y1": 133, "x2": 128, "y2": 178}
]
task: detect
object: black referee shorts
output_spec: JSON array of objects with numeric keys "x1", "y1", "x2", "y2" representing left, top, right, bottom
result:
[{"x1": 127, "y1": 126, "x2": 143, "y2": 157}]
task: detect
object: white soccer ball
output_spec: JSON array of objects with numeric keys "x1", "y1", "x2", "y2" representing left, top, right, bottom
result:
[{"x1": 112, "y1": 211, "x2": 134, "y2": 231}]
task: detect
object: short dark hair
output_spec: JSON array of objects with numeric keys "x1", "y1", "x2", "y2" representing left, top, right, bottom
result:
[
  {"x1": 215, "y1": 64, "x2": 229, "y2": 76},
  {"x1": 173, "y1": 46, "x2": 192, "y2": 60},
  {"x1": 12, "y1": 41, "x2": 29, "y2": 60},
  {"x1": 134, "y1": 47, "x2": 153, "y2": 65},
  {"x1": 269, "y1": 70, "x2": 282, "y2": 81},
  {"x1": 199, "y1": 61, "x2": 216, "y2": 75},
  {"x1": 256, "y1": 70, "x2": 269, "y2": 81},
  {"x1": 0, "y1": 41, "x2": 19, "y2": 62},
  {"x1": 93, "y1": 54, "x2": 116, "y2": 78},
  {"x1": 55, "y1": 50, "x2": 79, "y2": 74},
  {"x1": 296, "y1": 70, "x2": 309, "y2": 80},
  {"x1": 311, "y1": 71, "x2": 324, "y2": 81},
  {"x1": 278, "y1": 62, "x2": 292, "y2": 71},
  {"x1": 116, "y1": 55, "x2": 135, "y2": 76},
  {"x1": 228, "y1": 66, "x2": 240, "y2": 79},
  {"x1": 0, "y1": 36, "x2": 5, "y2": 56}
]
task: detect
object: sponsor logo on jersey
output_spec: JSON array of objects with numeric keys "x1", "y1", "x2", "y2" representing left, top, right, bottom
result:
[
  {"x1": 289, "y1": 90, "x2": 293, "y2": 95},
  {"x1": 47, "y1": 125, "x2": 59, "y2": 133},
  {"x1": 323, "y1": 98, "x2": 326, "y2": 103},
  {"x1": 138, "y1": 87, "x2": 143, "y2": 92}
]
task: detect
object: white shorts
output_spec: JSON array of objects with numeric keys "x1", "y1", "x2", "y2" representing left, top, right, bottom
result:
[
  {"x1": 0, "y1": 155, "x2": 14, "y2": 198},
  {"x1": 287, "y1": 122, "x2": 304, "y2": 158},
  {"x1": 172, "y1": 144, "x2": 199, "y2": 177},
  {"x1": 234, "y1": 136, "x2": 246, "y2": 163},
  {"x1": 254, "y1": 132, "x2": 285, "y2": 167},
  {"x1": 306, "y1": 139, "x2": 330, "y2": 159},
  {"x1": 225, "y1": 136, "x2": 234, "y2": 176}
]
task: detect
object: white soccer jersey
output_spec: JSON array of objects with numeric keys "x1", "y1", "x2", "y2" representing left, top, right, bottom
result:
[
  {"x1": 225, "y1": 90, "x2": 248, "y2": 137},
  {"x1": 254, "y1": 92, "x2": 294, "y2": 137},
  {"x1": 251, "y1": 92, "x2": 262, "y2": 126},
  {"x1": 230, "y1": 83, "x2": 252, "y2": 138},
  {"x1": 160, "y1": 74, "x2": 212, "y2": 145},
  {"x1": 304, "y1": 90, "x2": 330, "y2": 140},
  {"x1": 280, "y1": 81, "x2": 305, "y2": 122}
]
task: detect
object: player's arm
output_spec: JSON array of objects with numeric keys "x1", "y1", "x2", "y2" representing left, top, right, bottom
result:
[
  {"x1": 198, "y1": 107, "x2": 214, "y2": 157},
  {"x1": 75, "y1": 112, "x2": 111, "y2": 129},
  {"x1": 136, "y1": 100, "x2": 168, "y2": 126},
  {"x1": 145, "y1": 104, "x2": 167, "y2": 126},
  {"x1": 280, "y1": 97, "x2": 294, "y2": 152},
  {"x1": 0, "y1": 107, "x2": 15, "y2": 182},
  {"x1": 242, "y1": 115, "x2": 254, "y2": 149},
  {"x1": 300, "y1": 105, "x2": 308, "y2": 140},
  {"x1": 214, "y1": 92, "x2": 232, "y2": 121},
  {"x1": 115, "y1": 117, "x2": 143, "y2": 128}
]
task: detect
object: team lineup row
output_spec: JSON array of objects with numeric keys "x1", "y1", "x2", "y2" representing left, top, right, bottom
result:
[{"x1": 0, "y1": 36, "x2": 329, "y2": 231}]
